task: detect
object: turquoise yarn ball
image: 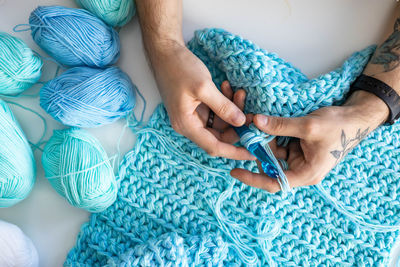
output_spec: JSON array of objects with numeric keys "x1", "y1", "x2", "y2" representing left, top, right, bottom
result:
[
  {"x1": 40, "y1": 66, "x2": 136, "y2": 128},
  {"x1": 0, "y1": 32, "x2": 42, "y2": 95},
  {"x1": 42, "y1": 128, "x2": 117, "y2": 213},
  {"x1": 76, "y1": 0, "x2": 136, "y2": 27},
  {"x1": 0, "y1": 99, "x2": 35, "y2": 208},
  {"x1": 29, "y1": 6, "x2": 120, "y2": 68}
]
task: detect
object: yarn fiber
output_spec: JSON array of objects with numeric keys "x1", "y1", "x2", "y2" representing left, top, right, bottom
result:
[
  {"x1": 76, "y1": 0, "x2": 136, "y2": 27},
  {"x1": 0, "y1": 32, "x2": 42, "y2": 95},
  {"x1": 0, "y1": 220, "x2": 39, "y2": 267},
  {"x1": 66, "y1": 29, "x2": 400, "y2": 266},
  {"x1": 29, "y1": 6, "x2": 120, "y2": 68},
  {"x1": 0, "y1": 99, "x2": 35, "y2": 208},
  {"x1": 42, "y1": 128, "x2": 117, "y2": 213},
  {"x1": 40, "y1": 66, "x2": 136, "y2": 128}
]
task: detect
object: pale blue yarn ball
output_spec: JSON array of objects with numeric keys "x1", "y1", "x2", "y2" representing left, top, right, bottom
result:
[
  {"x1": 29, "y1": 6, "x2": 120, "y2": 68},
  {"x1": 0, "y1": 99, "x2": 35, "y2": 208},
  {"x1": 0, "y1": 32, "x2": 42, "y2": 95},
  {"x1": 42, "y1": 128, "x2": 117, "y2": 213},
  {"x1": 76, "y1": 0, "x2": 136, "y2": 27},
  {"x1": 40, "y1": 66, "x2": 136, "y2": 128}
]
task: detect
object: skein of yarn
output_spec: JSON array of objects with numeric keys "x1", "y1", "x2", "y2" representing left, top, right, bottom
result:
[
  {"x1": 0, "y1": 32, "x2": 42, "y2": 95},
  {"x1": 28, "y1": 6, "x2": 120, "y2": 67},
  {"x1": 0, "y1": 99, "x2": 35, "y2": 208},
  {"x1": 42, "y1": 128, "x2": 117, "y2": 212},
  {"x1": 0, "y1": 220, "x2": 39, "y2": 267},
  {"x1": 40, "y1": 66, "x2": 136, "y2": 128},
  {"x1": 76, "y1": 0, "x2": 136, "y2": 27}
]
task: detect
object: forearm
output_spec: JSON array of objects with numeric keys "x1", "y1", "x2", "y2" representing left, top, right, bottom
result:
[
  {"x1": 345, "y1": 4, "x2": 400, "y2": 127},
  {"x1": 136, "y1": 0, "x2": 184, "y2": 66},
  {"x1": 363, "y1": 4, "x2": 400, "y2": 89}
]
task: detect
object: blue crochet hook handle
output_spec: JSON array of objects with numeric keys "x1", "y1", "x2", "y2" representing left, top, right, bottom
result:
[{"x1": 234, "y1": 125, "x2": 280, "y2": 179}]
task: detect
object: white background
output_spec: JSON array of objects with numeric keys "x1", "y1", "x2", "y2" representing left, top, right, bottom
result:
[{"x1": 0, "y1": 0, "x2": 398, "y2": 266}]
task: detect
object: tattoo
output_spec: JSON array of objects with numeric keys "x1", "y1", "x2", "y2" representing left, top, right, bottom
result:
[
  {"x1": 370, "y1": 18, "x2": 400, "y2": 73},
  {"x1": 330, "y1": 127, "x2": 369, "y2": 163}
]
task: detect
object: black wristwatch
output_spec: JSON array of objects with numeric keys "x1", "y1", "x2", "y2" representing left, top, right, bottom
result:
[{"x1": 348, "y1": 74, "x2": 400, "y2": 124}]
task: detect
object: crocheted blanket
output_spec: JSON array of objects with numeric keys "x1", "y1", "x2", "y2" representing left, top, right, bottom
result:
[{"x1": 65, "y1": 29, "x2": 400, "y2": 266}]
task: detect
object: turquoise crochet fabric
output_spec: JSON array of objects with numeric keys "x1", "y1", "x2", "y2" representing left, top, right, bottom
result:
[{"x1": 65, "y1": 28, "x2": 400, "y2": 266}]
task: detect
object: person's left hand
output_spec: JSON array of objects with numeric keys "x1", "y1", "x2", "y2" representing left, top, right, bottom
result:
[{"x1": 230, "y1": 90, "x2": 390, "y2": 193}]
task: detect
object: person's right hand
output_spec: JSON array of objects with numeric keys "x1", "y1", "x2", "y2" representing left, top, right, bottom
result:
[{"x1": 150, "y1": 41, "x2": 254, "y2": 160}]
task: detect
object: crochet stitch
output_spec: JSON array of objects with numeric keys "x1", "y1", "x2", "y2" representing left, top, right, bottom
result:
[{"x1": 66, "y1": 28, "x2": 400, "y2": 266}]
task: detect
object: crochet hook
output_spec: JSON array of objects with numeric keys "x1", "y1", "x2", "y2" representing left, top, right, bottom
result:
[{"x1": 233, "y1": 125, "x2": 281, "y2": 179}]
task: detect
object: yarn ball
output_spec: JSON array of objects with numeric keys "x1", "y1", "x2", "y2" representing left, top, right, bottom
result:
[
  {"x1": 40, "y1": 66, "x2": 136, "y2": 128},
  {"x1": 0, "y1": 220, "x2": 39, "y2": 267},
  {"x1": 0, "y1": 99, "x2": 35, "y2": 208},
  {"x1": 29, "y1": 6, "x2": 120, "y2": 67},
  {"x1": 76, "y1": 0, "x2": 136, "y2": 27},
  {"x1": 42, "y1": 128, "x2": 117, "y2": 212},
  {"x1": 0, "y1": 32, "x2": 42, "y2": 95}
]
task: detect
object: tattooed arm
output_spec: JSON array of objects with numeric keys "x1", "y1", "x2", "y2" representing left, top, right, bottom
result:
[
  {"x1": 230, "y1": 5, "x2": 399, "y2": 192},
  {"x1": 363, "y1": 6, "x2": 400, "y2": 91}
]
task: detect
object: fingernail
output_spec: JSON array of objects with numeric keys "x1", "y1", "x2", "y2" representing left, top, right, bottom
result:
[
  {"x1": 233, "y1": 111, "x2": 246, "y2": 125},
  {"x1": 258, "y1": 115, "x2": 268, "y2": 125}
]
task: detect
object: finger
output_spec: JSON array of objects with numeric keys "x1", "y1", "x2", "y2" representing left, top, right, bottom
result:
[
  {"x1": 256, "y1": 154, "x2": 287, "y2": 176},
  {"x1": 187, "y1": 126, "x2": 254, "y2": 160},
  {"x1": 268, "y1": 140, "x2": 288, "y2": 159},
  {"x1": 221, "y1": 81, "x2": 233, "y2": 100},
  {"x1": 232, "y1": 166, "x2": 316, "y2": 193},
  {"x1": 212, "y1": 116, "x2": 229, "y2": 131},
  {"x1": 245, "y1": 114, "x2": 254, "y2": 125},
  {"x1": 233, "y1": 89, "x2": 246, "y2": 111},
  {"x1": 256, "y1": 160, "x2": 265, "y2": 174},
  {"x1": 231, "y1": 113, "x2": 253, "y2": 140},
  {"x1": 208, "y1": 127, "x2": 240, "y2": 144},
  {"x1": 287, "y1": 139, "x2": 303, "y2": 163},
  {"x1": 207, "y1": 128, "x2": 256, "y2": 160},
  {"x1": 196, "y1": 103, "x2": 209, "y2": 123},
  {"x1": 209, "y1": 81, "x2": 234, "y2": 130},
  {"x1": 253, "y1": 114, "x2": 311, "y2": 139},
  {"x1": 279, "y1": 145, "x2": 318, "y2": 188},
  {"x1": 199, "y1": 83, "x2": 246, "y2": 127},
  {"x1": 195, "y1": 103, "x2": 236, "y2": 132},
  {"x1": 230, "y1": 168, "x2": 281, "y2": 193}
]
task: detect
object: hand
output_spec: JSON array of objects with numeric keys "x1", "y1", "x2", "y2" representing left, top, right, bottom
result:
[
  {"x1": 231, "y1": 90, "x2": 389, "y2": 193},
  {"x1": 149, "y1": 41, "x2": 254, "y2": 160}
]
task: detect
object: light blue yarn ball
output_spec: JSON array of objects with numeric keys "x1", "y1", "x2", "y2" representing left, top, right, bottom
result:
[
  {"x1": 0, "y1": 99, "x2": 35, "y2": 208},
  {"x1": 29, "y1": 6, "x2": 120, "y2": 68},
  {"x1": 0, "y1": 32, "x2": 42, "y2": 95},
  {"x1": 76, "y1": 0, "x2": 136, "y2": 27},
  {"x1": 42, "y1": 128, "x2": 117, "y2": 213},
  {"x1": 40, "y1": 66, "x2": 136, "y2": 128}
]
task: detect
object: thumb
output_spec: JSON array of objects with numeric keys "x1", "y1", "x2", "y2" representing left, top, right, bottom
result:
[
  {"x1": 253, "y1": 114, "x2": 310, "y2": 139},
  {"x1": 200, "y1": 85, "x2": 246, "y2": 127}
]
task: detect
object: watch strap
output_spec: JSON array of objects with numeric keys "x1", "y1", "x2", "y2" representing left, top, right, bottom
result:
[{"x1": 349, "y1": 74, "x2": 400, "y2": 124}]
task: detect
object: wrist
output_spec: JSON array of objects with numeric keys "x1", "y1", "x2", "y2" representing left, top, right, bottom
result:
[
  {"x1": 143, "y1": 32, "x2": 184, "y2": 52},
  {"x1": 343, "y1": 90, "x2": 390, "y2": 127},
  {"x1": 143, "y1": 36, "x2": 185, "y2": 69}
]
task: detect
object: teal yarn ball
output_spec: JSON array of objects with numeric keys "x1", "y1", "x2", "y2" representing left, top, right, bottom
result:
[
  {"x1": 76, "y1": 0, "x2": 136, "y2": 27},
  {"x1": 29, "y1": 6, "x2": 120, "y2": 68},
  {"x1": 40, "y1": 66, "x2": 136, "y2": 128},
  {"x1": 0, "y1": 99, "x2": 35, "y2": 208},
  {"x1": 0, "y1": 32, "x2": 42, "y2": 95},
  {"x1": 42, "y1": 128, "x2": 117, "y2": 212}
]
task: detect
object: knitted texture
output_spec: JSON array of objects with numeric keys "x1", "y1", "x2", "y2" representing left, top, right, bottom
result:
[{"x1": 66, "y1": 28, "x2": 400, "y2": 266}]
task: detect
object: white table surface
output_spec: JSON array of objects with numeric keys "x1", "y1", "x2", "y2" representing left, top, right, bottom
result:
[{"x1": 0, "y1": 0, "x2": 399, "y2": 266}]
